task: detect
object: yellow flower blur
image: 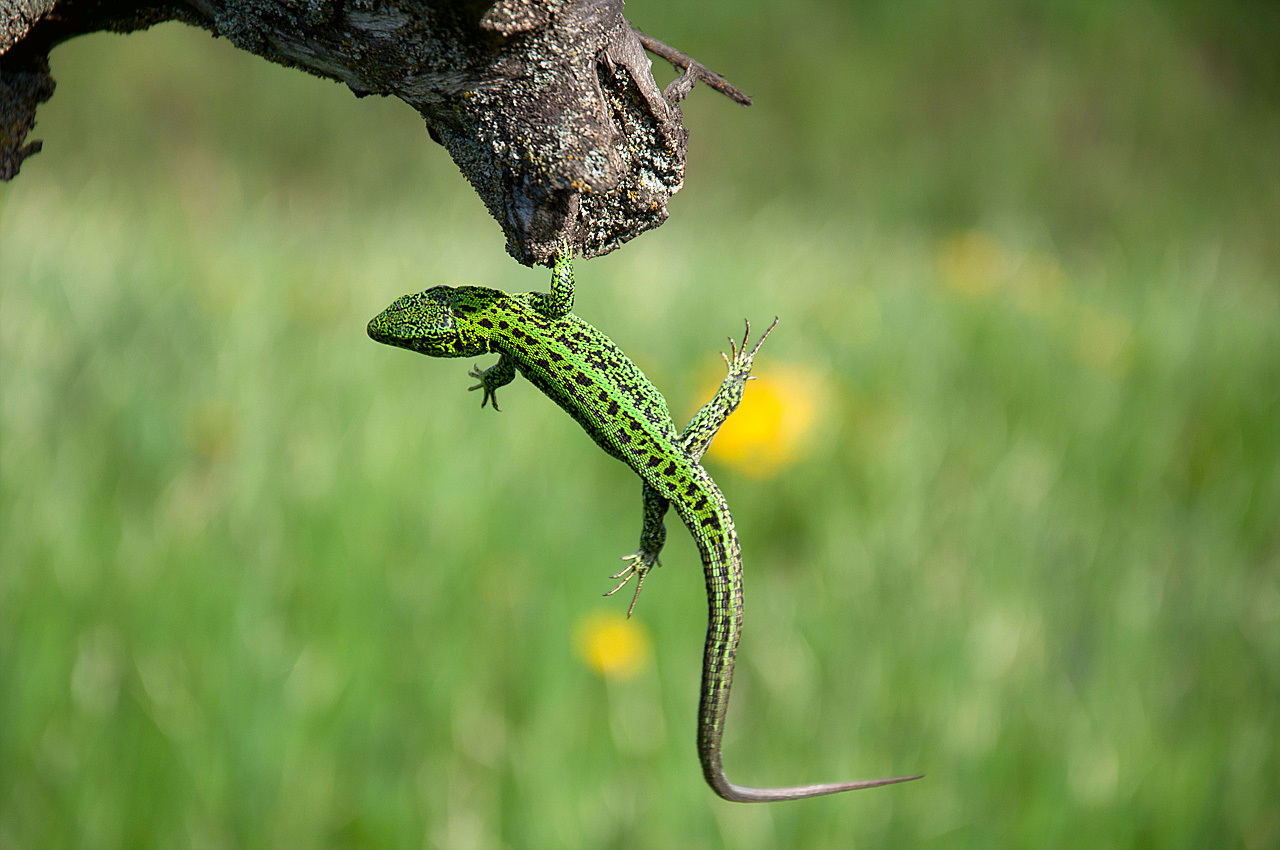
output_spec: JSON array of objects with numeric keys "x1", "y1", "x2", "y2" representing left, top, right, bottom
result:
[
  {"x1": 1075, "y1": 308, "x2": 1134, "y2": 376},
  {"x1": 937, "y1": 230, "x2": 1010, "y2": 298},
  {"x1": 1009, "y1": 251, "x2": 1066, "y2": 317},
  {"x1": 574, "y1": 610, "x2": 651, "y2": 680},
  {"x1": 704, "y1": 366, "x2": 822, "y2": 479}
]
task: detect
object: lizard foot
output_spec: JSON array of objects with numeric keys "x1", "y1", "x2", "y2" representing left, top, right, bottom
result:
[
  {"x1": 605, "y1": 550, "x2": 661, "y2": 618},
  {"x1": 467, "y1": 364, "x2": 502, "y2": 411},
  {"x1": 722, "y1": 317, "x2": 780, "y2": 382}
]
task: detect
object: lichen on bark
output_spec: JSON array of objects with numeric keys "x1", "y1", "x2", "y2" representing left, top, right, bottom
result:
[{"x1": 2, "y1": 0, "x2": 748, "y2": 265}]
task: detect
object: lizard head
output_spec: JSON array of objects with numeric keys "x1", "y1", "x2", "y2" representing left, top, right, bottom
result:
[{"x1": 368, "y1": 286, "x2": 492, "y2": 357}]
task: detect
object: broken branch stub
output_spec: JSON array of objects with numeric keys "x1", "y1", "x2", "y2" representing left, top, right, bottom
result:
[{"x1": 1, "y1": 0, "x2": 750, "y2": 265}]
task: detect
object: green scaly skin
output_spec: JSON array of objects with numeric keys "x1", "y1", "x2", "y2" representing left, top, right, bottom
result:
[{"x1": 368, "y1": 251, "x2": 922, "y2": 802}]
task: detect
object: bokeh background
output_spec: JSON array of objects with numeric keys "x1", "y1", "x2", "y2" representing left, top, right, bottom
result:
[{"x1": 3, "y1": 1, "x2": 1279, "y2": 847}]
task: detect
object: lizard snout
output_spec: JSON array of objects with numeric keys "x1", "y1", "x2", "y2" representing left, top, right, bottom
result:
[{"x1": 367, "y1": 290, "x2": 458, "y2": 354}]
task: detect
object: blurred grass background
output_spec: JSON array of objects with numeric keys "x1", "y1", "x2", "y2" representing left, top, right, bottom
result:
[{"x1": 2, "y1": 0, "x2": 1279, "y2": 846}]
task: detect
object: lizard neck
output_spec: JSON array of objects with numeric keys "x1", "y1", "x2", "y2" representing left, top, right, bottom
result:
[
  {"x1": 454, "y1": 289, "x2": 542, "y2": 356},
  {"x1": 480, "y1": 302, "x2": 680, "y2": 467}
]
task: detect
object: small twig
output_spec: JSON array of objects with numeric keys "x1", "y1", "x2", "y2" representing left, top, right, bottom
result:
[{"x1": 633, "y1": 29, "x2": 752, "y2": 107}]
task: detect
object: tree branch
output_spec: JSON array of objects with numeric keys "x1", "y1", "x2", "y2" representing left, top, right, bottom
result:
[
  {"x1": 2, "y1": 0, "x2": 750, "y2": 265},
  {"x1": 634, "y1": 28, "x2": 751, "y2": 106}
]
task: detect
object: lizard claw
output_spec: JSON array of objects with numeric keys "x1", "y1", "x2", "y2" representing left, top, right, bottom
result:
[
  {"x1": 721, "y1": 317, "x2": 779, "y2": 378},
  {"x1": 750, "y1": 317, "x2": 780, "y2": 358},
  {"x1": 606, "y1": 551, "x2": 661, "y2": 617},
  {"x1": 467, "y1": 364, "x2": 501, "y2": 411}
]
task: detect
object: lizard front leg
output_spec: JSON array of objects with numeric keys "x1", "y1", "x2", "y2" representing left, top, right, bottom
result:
[
  {"x1": 530, "y1": 240, "x2": 575, "y2": 319},
  {"x1": 468, "y1": 353, "x2": 516, "y2": 410}
]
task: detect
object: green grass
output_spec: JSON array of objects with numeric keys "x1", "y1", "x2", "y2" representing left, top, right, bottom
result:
[{"x1": 3, "y1": 2, "x2": 1279, "y2": 847}]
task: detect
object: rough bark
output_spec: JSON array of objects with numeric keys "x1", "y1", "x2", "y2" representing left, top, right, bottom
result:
[{"x1": 1, "y1": 0, "x2": 749, "y2": 265}]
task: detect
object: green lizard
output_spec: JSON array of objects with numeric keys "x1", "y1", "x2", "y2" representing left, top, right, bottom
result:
[{"x1": 367, "y1": 249, "x2": 921, "y2": 802}]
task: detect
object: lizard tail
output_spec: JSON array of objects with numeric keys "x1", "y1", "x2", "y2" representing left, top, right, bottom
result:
[{"x1": 673, "y1": 470, "x2": 923, "y2": 803}]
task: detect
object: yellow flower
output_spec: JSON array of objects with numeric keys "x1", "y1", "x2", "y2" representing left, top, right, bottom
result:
[
  {"x1": 704, "y1": 366, "x2": 822, "y2": 479},
  {"x1": 937, "y1": 230, "x2": 1010, "y2": 298},
  {"x1": 574, "y1": 611, "x2": 651, "y2": 680}
]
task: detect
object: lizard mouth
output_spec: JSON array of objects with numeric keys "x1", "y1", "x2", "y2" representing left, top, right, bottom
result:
[
  {"x1": 366, "y1": 292, "x2": 423, "y2": 345},
  {"x1": 366, "y1": 308, "x2": 403, "y2": 346}
]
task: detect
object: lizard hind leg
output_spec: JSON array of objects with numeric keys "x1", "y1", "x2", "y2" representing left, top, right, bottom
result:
[
  {"x1": 603, "y1": 319, "x2": 778, "y2": 617},
  {"x1": 725, "y1": 317, "x2": 779, "y2": 385},
  {"x1": 606, "y1": 550, "x2": 660, "y2": 618},
  {"x1": 606, "y1": 482, "x2": 669, "y2": 617},
  {"x1": 678, "y1": 316, "x2": 779, "y2": 461}
]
